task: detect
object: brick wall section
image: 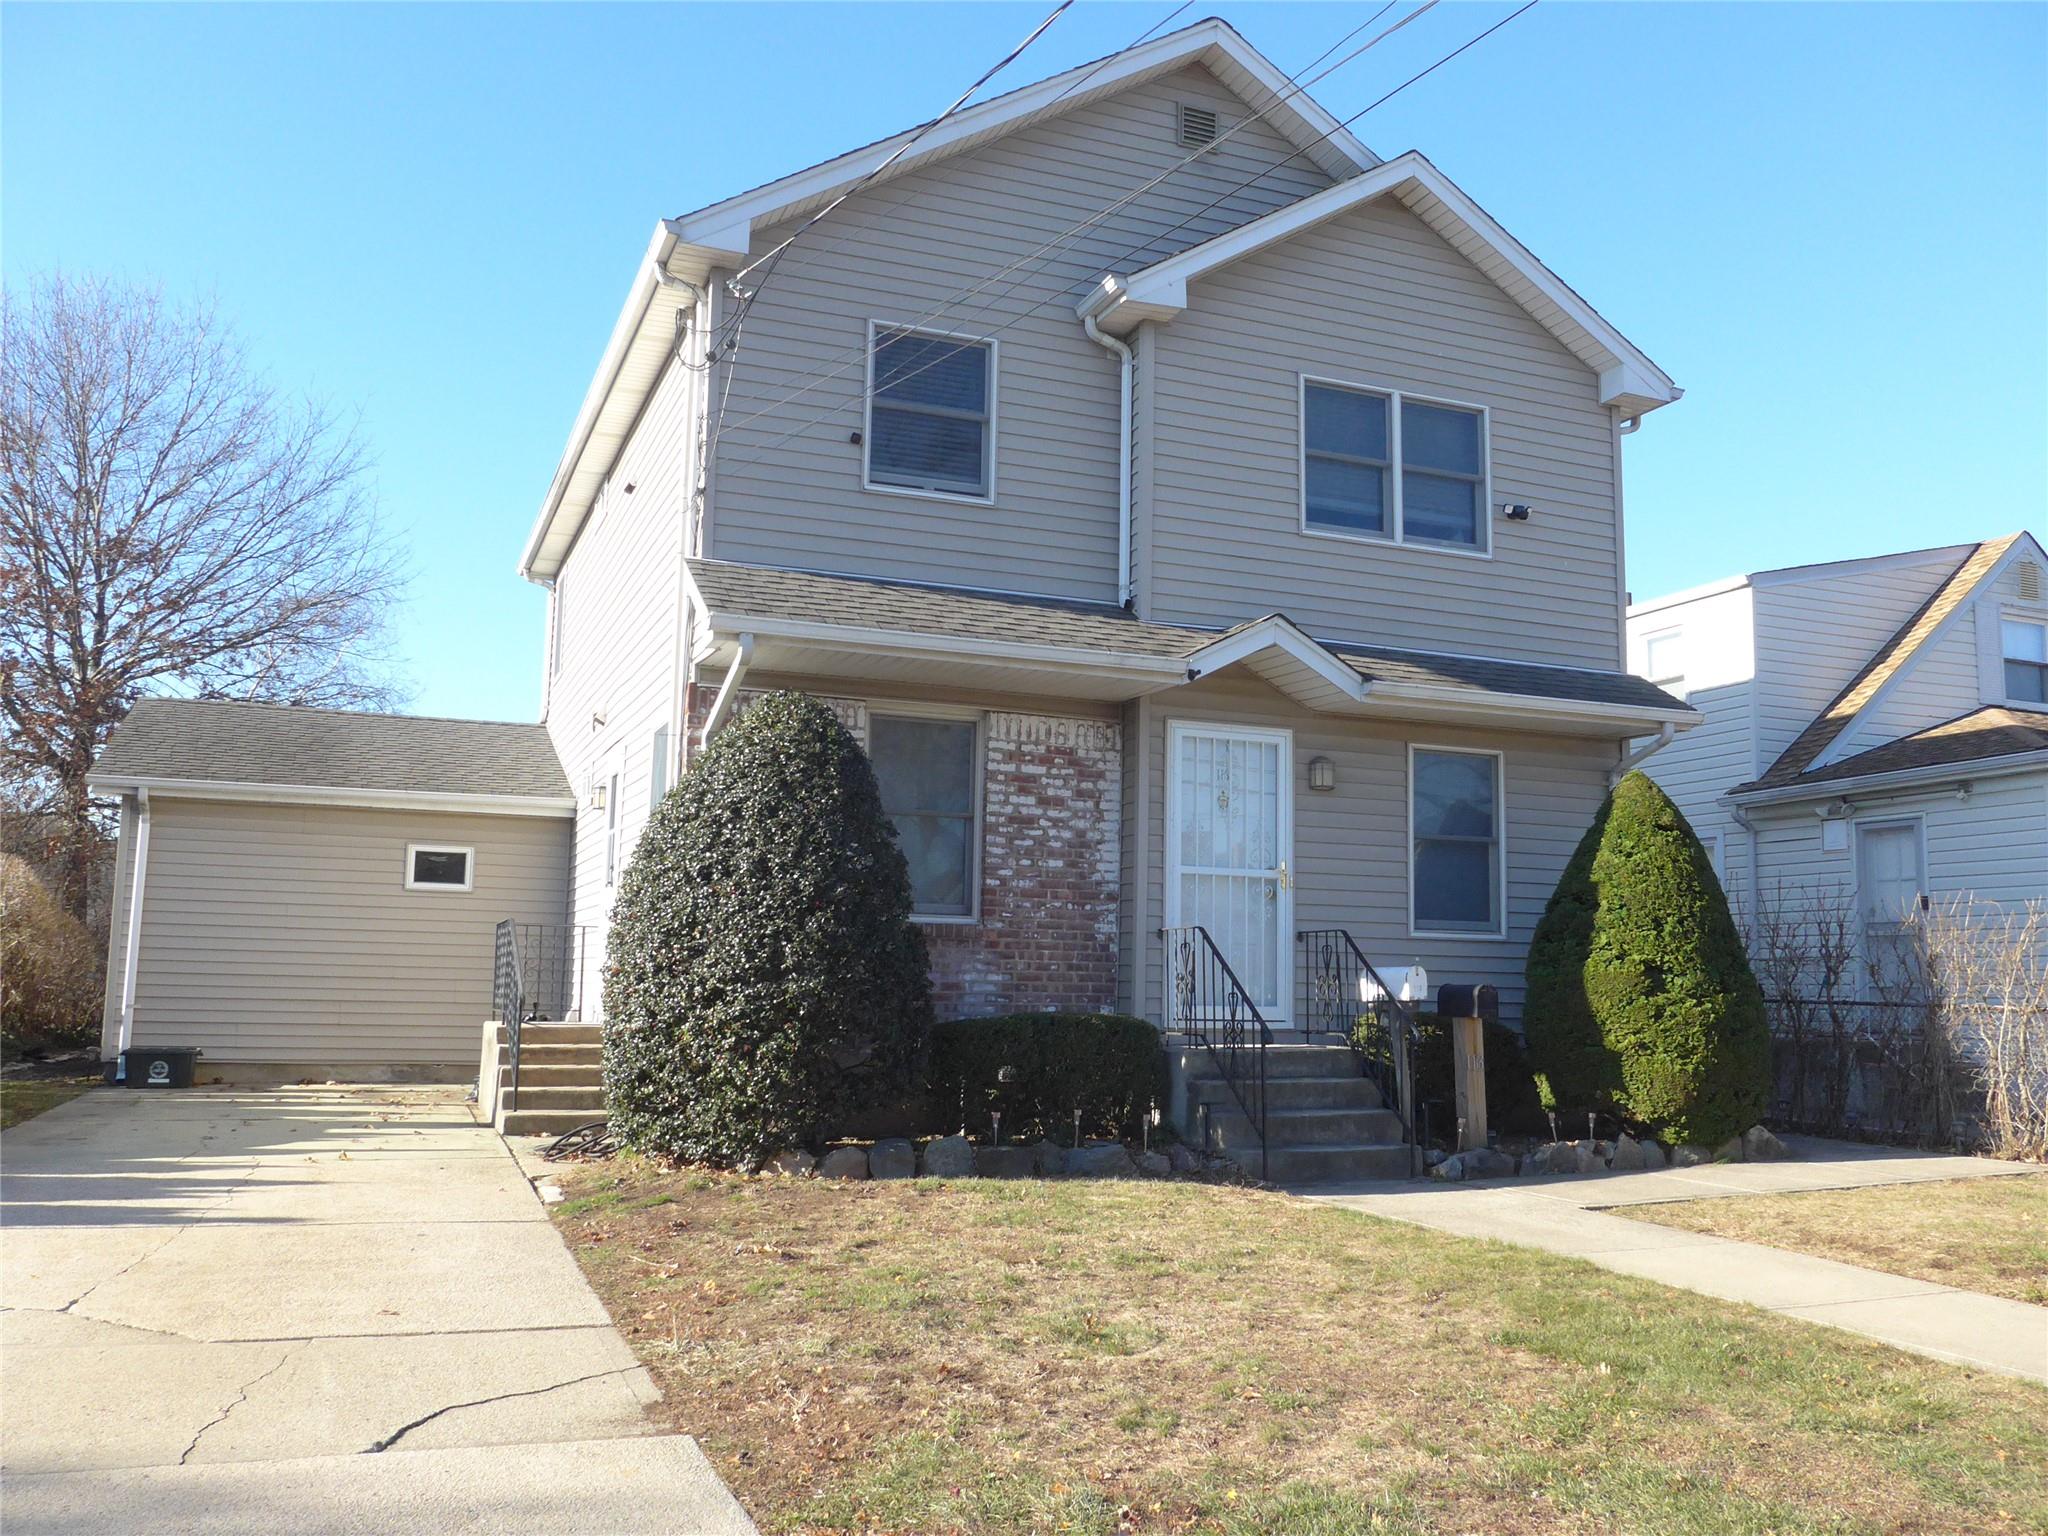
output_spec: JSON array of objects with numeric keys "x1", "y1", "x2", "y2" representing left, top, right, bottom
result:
[
  {"x1": 927, "y1": 712, "x2": 1121, "y2": 1019},
  {"x1": 684, "y1": 685, "x2": 1122, "y2": 1018}
]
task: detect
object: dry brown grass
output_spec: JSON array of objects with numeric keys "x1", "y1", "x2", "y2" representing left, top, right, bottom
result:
[
  {"x1": 1627, "y1": 1173, "x2": 2048, "y2": 1305},
  {"x1": 552, "y1": 1160, "x2": 2046, "y2": 1536}
]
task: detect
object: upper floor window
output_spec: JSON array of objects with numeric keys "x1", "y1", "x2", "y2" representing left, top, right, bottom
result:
[
  {"x1": 1643, "y1": 628, "x2": 1686, "y2": 701},
  {"x1": 869, "y1": 712, "x2": 980, "y2": 919},
  {"x1": 2002, "y1": 617, "x2": 2047, "y2": 704},
  {"x1": 866, "y1": 325, "x2": 993, "y2": 501},
  {"x1": 1302, "y1": 379, "x2": 1488, "y2": 554},
  {"x1": 405, "y1": 845, "x2": 473, "y2": 892}
]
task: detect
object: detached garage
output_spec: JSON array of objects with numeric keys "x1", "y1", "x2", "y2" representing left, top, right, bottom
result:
[{"x1": 89, "y1": 698, "x2": 574, "y2": 1078}]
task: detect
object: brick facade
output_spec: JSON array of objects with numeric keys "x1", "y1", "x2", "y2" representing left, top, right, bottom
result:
[{"x1": 682, "y1": 684, "x2": 1122, "y2": 1019}]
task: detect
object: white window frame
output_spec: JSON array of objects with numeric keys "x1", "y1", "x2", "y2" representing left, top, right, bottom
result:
[
  {"x1": 404, "y1": 843, "x2": 474, "y2": 893},
  {"x1": 603, "y1": 761, "x2": 622, "y2": 888},
  {"x1": 1642, "y1": 627, "x2": 1687, "y2": 701},
  {"x1": 862, "y1": 319, "x2": 998, "y2": 506},
  {"x1": 868, "y1": 701, "x2": 986, "y2": 925},
  {"x1": 1998, "y1": 611, "x2": 2048, "y2": 707},
  {"x1": 1299, "y1": 375, "x2": 1492, "y2": 560},
  {"x1": 649, "y1": 725, "x2": 670, "y2": 811},
  {"x1": 1407, "y1": 743, "x2": 1508, "y2": 940}
]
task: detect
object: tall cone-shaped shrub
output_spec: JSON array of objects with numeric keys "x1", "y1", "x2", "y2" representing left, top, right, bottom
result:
[
  {"x1": 1524, "y1": 771, "x2": 1768, "y2": 1146},
  {"x1": 603, "y1": 691, "x2": 932, "y2": 1165}
]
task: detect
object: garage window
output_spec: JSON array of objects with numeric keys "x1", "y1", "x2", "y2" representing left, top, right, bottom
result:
[{"x1": 405, "y1": 845, "x2": 474, "y2": 891}]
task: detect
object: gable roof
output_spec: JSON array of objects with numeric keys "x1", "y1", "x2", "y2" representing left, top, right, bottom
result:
[
  {"x1": 519, "y1": 18, "x2": 1377, "y2": 583},
  {"x1": 1627, "y1": 540, "x2": 1981, "y2": 620},
  {"x1": 89, "y1": 698, "x2": 573, "y2": 813},
  {"x1": 1745, "y1": 533, "x2": 2033, "y2": 790},
  {"x1": 683, "y1": 557, "x2": 1693, "y2": 729},
  {"x1": 1080, "y1": 150, "x2": 1680, "y2": 417},
  {"x1": 1733, "y1": 706, "x2": 2048, "y2": 800}
]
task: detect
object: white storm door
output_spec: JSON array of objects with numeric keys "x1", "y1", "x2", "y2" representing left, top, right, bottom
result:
[{"x1": 1166, "y1": 722, "x2": 1292, "y2": 1019}]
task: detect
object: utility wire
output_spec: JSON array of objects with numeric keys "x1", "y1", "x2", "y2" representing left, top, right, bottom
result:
[{"x1": 715, "y1": 2, "x2": 1438, "y2": 456}]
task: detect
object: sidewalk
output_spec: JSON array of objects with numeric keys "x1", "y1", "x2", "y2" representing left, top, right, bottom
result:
[{"x1": 1300, "y1": 1139, "x2": 2047, "y2": 1384}]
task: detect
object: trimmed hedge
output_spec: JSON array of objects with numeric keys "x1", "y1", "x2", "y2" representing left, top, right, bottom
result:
[
  {"x1": 1523, "y1": 771, "x2": 1769, "y2": 1146},
  {"x1": 603, "y1": 691, "x2": 933, "y2": 1166},
  {"x1": 928, "y1": 1013, "x2": 1168, "y2": 1144}
]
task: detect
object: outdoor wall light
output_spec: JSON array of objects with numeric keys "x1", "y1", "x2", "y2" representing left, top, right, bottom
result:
[{"x1": 1307, "y1": 755, "x2": 1337, "y2": 792}]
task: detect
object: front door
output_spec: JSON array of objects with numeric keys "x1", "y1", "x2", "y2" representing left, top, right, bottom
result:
[{"x1": 1166, "y1": 722, "x2": 1292, "y2": 1019}]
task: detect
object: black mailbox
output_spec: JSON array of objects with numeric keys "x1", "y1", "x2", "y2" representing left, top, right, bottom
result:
[{"x1": 1436, "y1": 983, "x2": 1499, "y2": 1022}]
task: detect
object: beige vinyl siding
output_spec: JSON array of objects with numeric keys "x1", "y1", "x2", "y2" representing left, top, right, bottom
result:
[
  {"x1": 546, "y1": 346, "x2": 698, "y2": 1017},
  {"x1": 1142, "y1": 197, "x2": 1622, "y2": 666},
  {"x1": 1749, "y1": 554, "x2": 1958, "y2": 768},
  {"x1": 101, "y1": 798, "x2": 569, "y2": 1065},
  {"x1": 1130, "y1": 669, "x2": 1619, "y2": 1031},
  {"x1": 707, "y1": 64, "x2": 1336, "y2": 602}
]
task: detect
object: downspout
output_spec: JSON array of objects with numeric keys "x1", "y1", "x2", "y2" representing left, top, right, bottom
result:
[
  {"x1": 115, "y1": 787, "x2": 152, "y2": 1078},
  {"x1": 701, "y1": 633, "x2": 755, "y2": 744},
  {"x1": 1618, "y1": 414, "x2": 1643, "y2": 435},
  {"x1": 656, "y1": 268, "x2": 706, "y2": 788},
  {"x1": 1609, "y1": 723, "x2": 1674, "y2": 787},
  {"x1": 1081, "y1": 312, "x2": 1134, "y2": 610},
  {"x1": 1728, "y1": 802, "x2": 1762, "y2": 931}
]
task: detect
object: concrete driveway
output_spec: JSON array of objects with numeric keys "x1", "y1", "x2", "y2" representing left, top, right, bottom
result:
[{"x1": 1, "y1": 1085, "x2": 753, "y2": 1534}]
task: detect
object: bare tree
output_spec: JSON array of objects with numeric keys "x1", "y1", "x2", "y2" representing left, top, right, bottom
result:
[{"x1": 1, "y1": 274, "x2": 406, "y2": 917}]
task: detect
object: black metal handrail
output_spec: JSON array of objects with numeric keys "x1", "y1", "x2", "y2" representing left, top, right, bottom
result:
[
  {"x1": 491, "y1": 921, "x2": 590, "y2": 1110},
  {"x1": 1297, "y1": 928, "x2": 1419, "y2": 1174},
  {"x1": 1162, "y1": 925, "x2": 1272, "y2": 1160}
]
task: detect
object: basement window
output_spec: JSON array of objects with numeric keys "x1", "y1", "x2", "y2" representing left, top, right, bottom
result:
[{"x1": 405, "y1": 845, "x2": 474, "y2": 892}]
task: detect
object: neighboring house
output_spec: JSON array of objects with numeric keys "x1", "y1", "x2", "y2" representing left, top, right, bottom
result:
[
  {"x1": 1626, "y1": 531, "x2": 2048, "y2": 975},
  {"x1": 90, "y1": 22, "x2": 1693, "y2": 1154}
]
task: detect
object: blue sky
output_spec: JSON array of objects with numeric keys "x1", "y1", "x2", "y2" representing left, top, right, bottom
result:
[{"x1": 6, "y1": 2, "x2": 2042, "y2": 719}]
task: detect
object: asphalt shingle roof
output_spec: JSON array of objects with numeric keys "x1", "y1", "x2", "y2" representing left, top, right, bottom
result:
[
  {"x1": 1736, "y1": 706, "x2": 2048, "y2": 794},
  {"x1": 686, "y1": 559, "x2": 1688, "y2": 714},
  {"x1": 92, "y1": 698, "x2": 572, "y2": 801}
]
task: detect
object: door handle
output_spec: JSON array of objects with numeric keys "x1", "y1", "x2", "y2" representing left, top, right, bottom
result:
[{"x1": 1276, "y1": 860, "x2": 1292, "y2": 892}]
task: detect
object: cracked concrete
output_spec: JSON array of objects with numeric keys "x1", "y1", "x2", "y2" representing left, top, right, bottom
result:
[{"x1": 1, "y1": 1084, "x2": 753, "y2": 1533}]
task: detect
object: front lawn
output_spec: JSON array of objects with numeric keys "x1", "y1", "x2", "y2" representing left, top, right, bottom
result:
[
  {"x1": 552, "y1": 1161, "x2": 2046, "y2": 1536},
  {"x1": 1625, "y1": 1172, "x2": 2048, "y2": 1305},
  {"x1": 0, "y1": 1075, "x2": 97, "y2": 1130}
]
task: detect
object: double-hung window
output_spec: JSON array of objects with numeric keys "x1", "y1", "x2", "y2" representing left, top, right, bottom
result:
[
  {"x1": 1410, "y1": 747, "x2": 1503, "y2": 936},
  {"x1": 1302, "y1": 380, "x2": 1488, "y2": 552},
  {"x1": 2002, "y1": 618, "x2": 2047, "y2": 704},
  {"x1": 866, "y1": 325, "x2": 993, "y2": 499},
  {"x1": 1643, "y1": 629, "x2": 1686, "y2": 701},
  {"x1": 869, "y1": 713, "x2": 979, "y2": 919}
]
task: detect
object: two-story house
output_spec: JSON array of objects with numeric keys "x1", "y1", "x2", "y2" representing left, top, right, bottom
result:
[
  {"x1": 89, "y1": 22, "x2": 1691, "y2": 1151},
  {"x1": 530, "y1": 18, "x2": 1688, "y2": 1035},
  {"x1": 1626, "y1": 531, "x2": 2048, "y2": 978}
]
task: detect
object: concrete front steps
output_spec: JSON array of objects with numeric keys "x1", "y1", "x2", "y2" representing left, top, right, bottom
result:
[
  {"x1": 1168, "y1": 1040, "x2": 1415, "y2": 1184},
  {"x1": 494, "y1": 1021, "x2": 607, "y2": 1137}
]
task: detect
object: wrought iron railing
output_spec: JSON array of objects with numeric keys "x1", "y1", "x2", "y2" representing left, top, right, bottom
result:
[
  {"x1": 1297, "y1": 928, "x2": 1419, "y2": 1173},
  {"x1": 491, "y1": 921, "x2": 591, "y2": 1109},
  {"x1": 1162, "y1": 925, "x2": 1272, "y2": 1158}
]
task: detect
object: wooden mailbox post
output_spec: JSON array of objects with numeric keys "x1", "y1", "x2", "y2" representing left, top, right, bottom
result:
[{"x1": 1436, "y1": 983, "x2": 1499, "y2": 1152}]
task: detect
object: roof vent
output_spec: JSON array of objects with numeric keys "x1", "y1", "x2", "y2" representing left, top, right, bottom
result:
[
  {"x1": 2020, "y1": 561, "x2": 2043, "y2": 603},
  {"x1": 1176, "y1": 102, "x2": 1220, "y2": 149}
]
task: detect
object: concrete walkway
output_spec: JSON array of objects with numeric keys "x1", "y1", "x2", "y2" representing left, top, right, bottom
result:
[
  {"x1": 1, "y1": 1085, "x2": 754, "y2": 1534},
  {"x1": 1301, "y1": 1137, "x2": 2047, "y2": 1385}
]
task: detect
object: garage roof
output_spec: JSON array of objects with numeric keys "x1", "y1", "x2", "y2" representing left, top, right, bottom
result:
[{"x1": 91, "y1": 698, "x2": 573, "y2": 809}]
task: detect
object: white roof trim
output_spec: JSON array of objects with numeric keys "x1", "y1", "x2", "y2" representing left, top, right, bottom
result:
[
  {"x1": 1083, "y1": 151, "x2": 1681, "y2": 415},
  {"x1": 1185, "y1": 615, "x2": 1368, "y2": 709},
  {"x1": 693, "y1": 609, "x2": 1189, "y2": 684},
  {"x1": 84, "y1": 774, "x2": 577, "y2": 819},
  {"x1": 1727, "y1": 747, "x2": 2048, "y2": 808},
  {"x1": 667, "y1": 19, "x2": 1375, "y2": 252}
]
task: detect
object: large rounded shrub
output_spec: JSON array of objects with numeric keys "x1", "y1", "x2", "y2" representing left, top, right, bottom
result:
[
  {"x1": 603, "y1": 691, "x2": 933, "y2": 1165},
  {"x1": 1523, "y1": 771, "x2": 1768, "y2": 1146},
  {"x1": 1, "y1": 854, "x2": 102, "y2": 1049}
]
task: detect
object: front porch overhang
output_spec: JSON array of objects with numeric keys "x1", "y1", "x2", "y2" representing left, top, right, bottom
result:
[{"x1": 689, "y1": 607, "x2": 1698, "y2": 737}]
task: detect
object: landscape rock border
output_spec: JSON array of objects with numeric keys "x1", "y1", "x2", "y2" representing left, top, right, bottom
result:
[
  {"x1": 755, "y1": 1137, "x2": 1236, "y2": 1181},
  {"x1": 1430, "y1": 1123, "x2": 1793, "y2": 1182}
]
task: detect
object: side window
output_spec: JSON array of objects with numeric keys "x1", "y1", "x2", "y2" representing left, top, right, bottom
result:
[
  {"x1": 1410, "y1": 747, "x2": 1502, "y2": 936},
  {"x1": 868, "y1": 714, "x2": 980, "y2": 919},
  {"x1": 866, "y1": 327, "x2": 992, "y2": 499},
  {"x1": 1643, "y1": 628, "x2": 1686, "y2": 701},
  {"x1": 405, "y1": 845, "x2": 473, "y2": 892},
  {"x1": 604, "y1": 770, "x2": 621, "y2": 887},
  {"x1": 1300, "y1": 380, "x2": 1489, "y2": 553},
  {"x1": 2001, "y1": 617, "x2": 2047, "y2": 704},
  {"x1": 1400, "y1": 401, "x2": 1484, "y2": 549},
  {"x1": 649, "y1": 726, "x2": 670, "y2": 810}
]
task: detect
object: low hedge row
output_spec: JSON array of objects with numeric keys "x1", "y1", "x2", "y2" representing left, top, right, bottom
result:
[{"x1": 927, "y1": 1012, "x2": 1168, "y2": 1144}]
